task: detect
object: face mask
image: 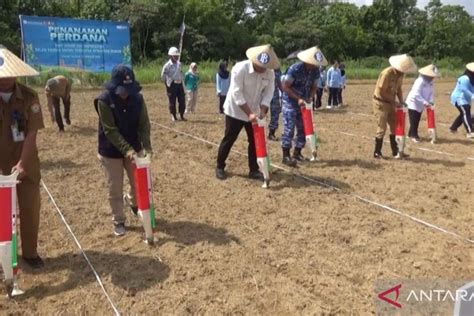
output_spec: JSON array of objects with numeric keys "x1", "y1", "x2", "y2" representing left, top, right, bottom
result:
[{"x1": 0, "y1": 92, "x2": 13, "y2": 103}]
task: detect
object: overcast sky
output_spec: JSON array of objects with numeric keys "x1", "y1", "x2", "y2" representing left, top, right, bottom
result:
[{"x1": 348, "y1": 0, "x2": 474, "y2": 15}]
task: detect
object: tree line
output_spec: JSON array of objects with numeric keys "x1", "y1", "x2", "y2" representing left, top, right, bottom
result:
[{"x1": 1, "y1": 0, "x2": 473, "y2": 65}]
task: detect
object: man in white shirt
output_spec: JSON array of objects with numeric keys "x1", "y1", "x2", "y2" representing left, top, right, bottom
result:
[
  {"x1": 161, "y1": 47, "x2": 186, "y2": 122},
  {"x1": 216, "y1": 44, "x2": 278, "y2": 180}
]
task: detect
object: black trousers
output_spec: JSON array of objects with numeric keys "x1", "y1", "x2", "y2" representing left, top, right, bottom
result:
[
  {"x1": 166, "y1": 82, "x2": 185, "y2": 117},
  {"x1": 53, "y1": 95, "x2": 71, "y2": 130},
  {"x1": 408, "y1": 109, "x2": 422, "y2": 138},
  {"x1": 337, "y1": 88, "x2": 343, "y2": 105},
  {"x1": 314, "y1": 88, "x2": 323, "y2": 109},
  {"x1": 450, "y1": 104, "x2": 472, "y2": 133},
  {"x1": 218, "y1": 95, "x2": 226, "y2": 114},
  {"x1": 216, "y1": 115, "x2": 258, "y2": 172},
  {"x1": 328, "y1": 87, "x2": 339, "y2": 106}
]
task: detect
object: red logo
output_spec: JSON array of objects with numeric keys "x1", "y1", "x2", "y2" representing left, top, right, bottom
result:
[{"x1": 378, "y1": 284, "x2": 402, "y2": 308}]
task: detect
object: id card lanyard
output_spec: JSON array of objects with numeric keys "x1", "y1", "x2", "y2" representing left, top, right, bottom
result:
[{"x1": 11, "y1": 110, "x2": 25, "y2": 142}]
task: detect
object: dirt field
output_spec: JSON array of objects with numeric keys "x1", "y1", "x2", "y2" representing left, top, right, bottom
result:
[{"x1": 1, "y1": 80, "x2": 473, "y2": 314}]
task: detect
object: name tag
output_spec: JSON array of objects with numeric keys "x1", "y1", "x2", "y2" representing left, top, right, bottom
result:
[{"x1": 11, "y1": 123, "x2": 25, "y2": 142}]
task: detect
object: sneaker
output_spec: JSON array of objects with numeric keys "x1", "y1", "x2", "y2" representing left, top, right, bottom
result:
[
  {"x1": 23, "y1": 256, "x2": 44, "y2": 269},
  {"x1": 171, "y1": 115, "x2": 177, "y2": 122},
  {"x1": 248, "y1": 170, "x2": 264, "y2": 181},
  {"x1": 113, "y1": 223, "x2": 126, "y2": 236},
  {"x1": 410, "y1": 137, "x2": 420, "y2": 143},
  {"x1": 215, "y1": 168, "x2": 226, "y2": 180},
  {"x1": 394, "y1": 152, "x2": 410, "y2": 159},
  {"x1": 326, "y1": 105, "x2": 333, "y2": 109},
  {"x1": 374, "y1": 152, "x2": 384, "y2": 159},
  {"x1": 467, "y1": 133, "x2": 474, "y2": 139}
]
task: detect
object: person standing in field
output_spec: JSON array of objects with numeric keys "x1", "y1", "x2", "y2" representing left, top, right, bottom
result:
[
  {"x1": 45, "y1": 75, "x2": 72, "y2": 131},
  {"x1": 216, "y1": 61, "x2": 230, "y2": 114},
  {"x1": 449, "y1": 62, "x2": 474, "y2": 138},
  {"x1": 0, "y1": 46, "x2": 45, "y2": 269},
  {"x1": 161, "y1": 47, "x2": 186, "y2": 121},
  {"x1": 326, "y1": 60, "x2": 341, "y2": 109},
  {"x1": 406, "y1": 64, "x2": 440, "y2": 142},
  {"x1": 94, "y1": 65, "x2": 152, "y2": 236},
  {"x1": 184, "y1": 62, "x2": 199, "y2": 114},
  {"x1": 314, "y1": 65, "x2": 326, "y2": 110},
  {"x1": 268, "y1": 67, "x2": 283, "y2": 141},
  {"x1": 215, "y1": 44, "x2": 278, "y2": 180},
  {"x1": 373, "y1": 54, "x2": 417, "y2": 159},
  {"x1": 280, "y1": 46, "x2": 326, "y2": 166},
  {"x1": 338, "y1": 63, "x2": 346, "y2": 106}
]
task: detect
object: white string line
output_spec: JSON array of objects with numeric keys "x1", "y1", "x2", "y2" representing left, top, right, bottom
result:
[
  {"x1": 151, "y1": 121, "x2": 473, "y2": 245},
  {"x1": 317, "y1": 125, "x2": 473, "y2": 161},
  {"x1": 347, "y1": 110, "x2": 450, "y2": 127},
  {"x1": 41, "y1": 180, "x2": 121, "y2": 316}
]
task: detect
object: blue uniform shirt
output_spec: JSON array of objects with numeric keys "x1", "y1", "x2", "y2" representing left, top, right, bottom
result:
[
  {"x1": 282, "y1": 62, "x2": 320, "y2": 107},
  {"x1": 450, "y1": 74, "x2": 474, "y2": 106}
]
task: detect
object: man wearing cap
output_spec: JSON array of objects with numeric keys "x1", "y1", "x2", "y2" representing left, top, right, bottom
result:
[
  {"x1": 0, "y1": 46, "x2": 45, "y2": 269},
  {"x1": 406, "y1": 64, "x2": 440, "y2": 142},
  {"x1": 161, "y1": 47, "x2": 186, "y2": 122},
  {"x1": 280, "y1": 46, "x2": 326, "y2": 166},
  {"x1": 373, "y1": 54, "x2": 417, "y2": 159},
  {"x1": 45, "y1": 75, "x2": 72, "y2": 131},
  {"x1": 216, "y1": 44, "x2": 277, "y2": 180},
  {"x1": 94, "y1": 64, "x2": 152, "y2": 236}
]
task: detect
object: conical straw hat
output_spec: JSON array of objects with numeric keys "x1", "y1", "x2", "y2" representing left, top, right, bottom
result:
[
  {"x1": 297, "y1": 46, "x2": 328, "y2": 66},
  {"x1": 0, "y1": 46, "x2": 39, "y2": 78},
  {"x1": 246, "y1": 44, "x2": 280, "y2": 69},
  {"x1": 466, "y1": 62, "x2": 474, "y2": 72},
  {"x1": 419, "y1": 64, "x2": 440, "y2": 77},
  {"x1": 388, "y1": 54, "x2": 417, "y2": 74}
]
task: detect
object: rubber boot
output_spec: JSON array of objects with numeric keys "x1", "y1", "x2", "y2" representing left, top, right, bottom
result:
[
  {"x1": 282, "y1": 148, "x2": 297, "y2": 167},
  {"x1": 389, "y1": 135, "x2": 398, "y2": 157},
  {"x1": 292, "y1": 147, "x2": 305, "y2": 161},
  {"x1": 374, "y1": 137, "x2": 383, "y2": 159}
]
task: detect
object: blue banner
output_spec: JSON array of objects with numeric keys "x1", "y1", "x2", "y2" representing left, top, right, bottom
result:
[{"x1": 19, "y1": 15, "x2": 131, "y2": 72}]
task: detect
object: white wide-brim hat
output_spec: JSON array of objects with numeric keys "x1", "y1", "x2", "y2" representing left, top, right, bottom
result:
[
  {"x1": 466, "y1": 62, "x2": 474, "y2": 72},
  {"x1": 419, "y1": 64, "x2": 440, "y2": 77},
  {"x1": 297, "y1": 46, "x2": 328, "y2": 67},
  {"x1": 246, "y1": 44, "x2": 280, "y2": 69},
  {"x1": 0, "y1": 46, "x2": 39, "y2": 78},
  {"x1": 389, "y1": 54, "x2": 417, "y2": 74}
]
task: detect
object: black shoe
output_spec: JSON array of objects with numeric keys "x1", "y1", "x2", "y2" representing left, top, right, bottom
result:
[
  {"x1": 292, "y1": 148, "x2": 305, "y2": 161},
  {"x1": 180, "y1": 116, "x2": 187, "y2": 121},
  {"x1": 389, "y1": 135, "x2": 399, "y2": 157},
  {"x1": 282, "y1": 156, "x2": 297, "y2": 167},
  {"x1": 59, "y1": 128, "x2": 65, "y2": 132},
  {"x1": 215, "y1": 168, "x2": 226, "y2": 180},
  {"x1": 65, "y1": 118, "x2": 71, "y2": 125},
  {"x1": 268, "y1": 130, "x2": 278, "y2": 141},
  {"x1": 248, "y1": 170, "x2": 264, "y2": 180},
  {"x1": 374, "y1": 137, "x2": 384, "y2": 159},
  {"x1": 23, "y1": 256, "x2": 44, "y2": 269}
]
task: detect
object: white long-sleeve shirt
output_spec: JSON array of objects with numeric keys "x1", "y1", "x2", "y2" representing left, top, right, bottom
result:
[
  {"x1": 406, "y1": 76, "x2": 434, "y2": 113},
  {"x1": 223, "y1": 60, "x2": 275, "y2": 122}
]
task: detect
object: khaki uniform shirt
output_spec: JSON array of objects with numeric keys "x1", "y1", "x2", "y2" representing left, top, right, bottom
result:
[
  {"x1": 45, "y1": 75, "x2": 71, "y2": 98},
  {"x1": 0, "y1": 83, "x2": 44, "y2": 182},
  {"x1": 373, "y1": 67, "x2": 403, "y2": 107}
]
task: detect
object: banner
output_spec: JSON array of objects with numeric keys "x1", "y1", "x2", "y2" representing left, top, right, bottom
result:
[{"x1": 19, "y1": 15, "x2": 131, "y2": 72}]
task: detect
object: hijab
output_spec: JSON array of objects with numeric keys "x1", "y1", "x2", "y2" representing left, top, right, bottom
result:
[{"x1": 218, "y1": 61, "x2": 229, "y2": 79}]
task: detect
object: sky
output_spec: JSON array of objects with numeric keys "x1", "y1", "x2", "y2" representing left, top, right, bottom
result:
[{"x1": 348, "y1": 0, "x2": 474, "y2": 15}]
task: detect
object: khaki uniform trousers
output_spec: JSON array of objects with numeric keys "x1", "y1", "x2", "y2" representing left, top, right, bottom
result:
[
  {"x1": 98, "y1": 155, "x2": 136, "y2": 224},
  {"x1": 186, "y1": 90, "x2": 198, "y2": 113},
  {"x1": 373, "y1": 100, "x2": 396, "y2": 139}
]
